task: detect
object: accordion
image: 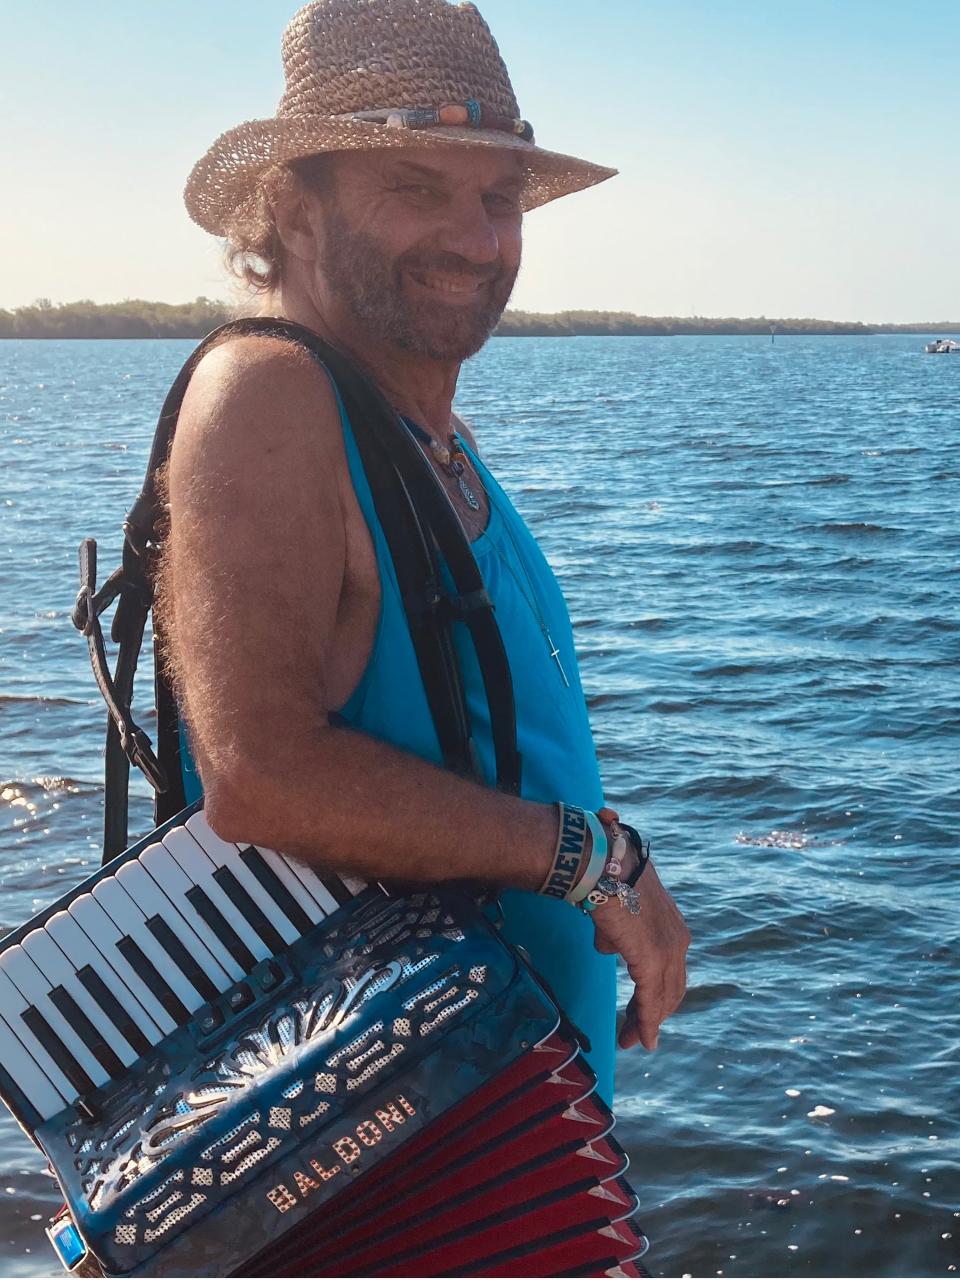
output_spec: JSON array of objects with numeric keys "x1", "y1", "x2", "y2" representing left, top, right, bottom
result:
[{"x1": 0, "y1": 804, "x2": 649, "y2": 1277}]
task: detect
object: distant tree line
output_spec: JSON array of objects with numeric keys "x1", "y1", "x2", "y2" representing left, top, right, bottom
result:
[
  {"x1": 0, "y1": 297, "x2": 233, "y2": 339},
  {"x1": 0, "y1": 298, "x2": 957, "y2": 339},
  {"x1": 495, "y1": 311, "x2": 960, "y2": 337}
]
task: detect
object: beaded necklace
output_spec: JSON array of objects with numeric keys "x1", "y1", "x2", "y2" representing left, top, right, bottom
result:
[{"x1": 403, "y1": 418, "x2": 481, "y2": 512}]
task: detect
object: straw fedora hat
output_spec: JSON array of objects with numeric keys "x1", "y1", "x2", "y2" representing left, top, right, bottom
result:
[{"x1": 184, "y1": 0, "x2": 617, "y2": 239}]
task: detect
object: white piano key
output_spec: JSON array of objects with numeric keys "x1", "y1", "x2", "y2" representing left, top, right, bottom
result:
[
  {"x1": 0, "y1": 979, "x2": 72, "y2": 1117},
  {"x1": 249, "y1": 846, "x2": 327, "y2": 926},
  {"x1": 44, "y1": 910, "x2": 163, "y2": 1045},
  {"x1": 269, "y1": 847, "x2": 350, "y2": 917},
  {"x1": 139, "y1": 841, "x2": 246, "y2": 983},
  {"x1": 163, "y1": 827, "x2": 272, "y2": 965},
  {"x1": 338, "y1": 873, "x2": 367, "y2": 897},
  {"x1": 68, "y1": 895, "x2": 176, "y2": 1038},
  {"x1": 0, "y1": 948, "x2": 109, "y2": 1090},
  {"x1": 183, "y1": 809, "x2": 360, "y2": 917},
  {"x1": 91, "y1": 878, "x2": 203, "y2": 1016},
  {"x1": 20, "y1": 928, "x2": 139, "y2": 1068},
  {"x1": 0, "y1": 1008, "x2": 68, "y2": 1120},
  {"x1": 185, "y1": 815, "x2": 300, "y2": 947},
  {"x1": 115, "y1": 859, "x2": 232, "y2": 992}
]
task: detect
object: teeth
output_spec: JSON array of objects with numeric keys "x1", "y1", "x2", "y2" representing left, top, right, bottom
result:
[{"x1": 413, "y1": 272, "x2": 481, "y2": 295}]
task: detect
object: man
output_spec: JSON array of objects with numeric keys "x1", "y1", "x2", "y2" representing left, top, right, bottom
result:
[{"x1": 168, "y1": 0, "x2": 689, "y2": 1106}]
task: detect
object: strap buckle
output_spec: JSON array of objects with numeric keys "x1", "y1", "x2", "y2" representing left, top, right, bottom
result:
[
  {"x1": 121, "y1": 725, "x2": 169, "y2": 795},
  {"x1": 72, "y1": 537, "x2": 169, "y2": 796}
]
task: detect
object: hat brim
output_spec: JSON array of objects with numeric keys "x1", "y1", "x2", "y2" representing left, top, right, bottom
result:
[{"x1": 184, "y1": 115, "x2": 617, "y2": 237}]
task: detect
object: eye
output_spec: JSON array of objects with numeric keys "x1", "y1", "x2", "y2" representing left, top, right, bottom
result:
[
  {"x1": 483, "y1": 191, "x2": 521, "y2": 216},
  {"x1": 397, "y1": 182, "x2": 443, "y2": 204}
]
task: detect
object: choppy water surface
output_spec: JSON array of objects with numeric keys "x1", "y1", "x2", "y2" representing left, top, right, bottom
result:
[{"x1": 1, "y1": 335, "x2": 957, "y2": 1278}]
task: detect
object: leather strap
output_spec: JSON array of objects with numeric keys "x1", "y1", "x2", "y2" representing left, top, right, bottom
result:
[{"x1": 81, "y1": 317, "x2": 522, "y2": 862}]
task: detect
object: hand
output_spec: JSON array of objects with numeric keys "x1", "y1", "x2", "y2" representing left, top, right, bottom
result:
[{"x1": 592, "y1": 859, "x2": 691, "y2": 1050}]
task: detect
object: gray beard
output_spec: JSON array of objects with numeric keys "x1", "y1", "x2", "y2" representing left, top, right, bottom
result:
[{"x1": 317, "y1": 200, "x2": 518, "y2": 362}]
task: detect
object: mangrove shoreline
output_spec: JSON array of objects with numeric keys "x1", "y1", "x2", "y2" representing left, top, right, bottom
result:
[{"x1": 1, "y1": 298, "x2": 958, "y2": 340}]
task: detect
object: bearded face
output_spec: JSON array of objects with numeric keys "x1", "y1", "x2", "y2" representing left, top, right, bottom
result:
[{"x1": 307, "y1": 150, "x2": 523, "y2": 363}]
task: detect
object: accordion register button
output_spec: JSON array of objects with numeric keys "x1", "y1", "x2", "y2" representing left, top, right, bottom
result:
[
  {"x1": 198, "y1": 1006, "x2": 225, "y2": 1035},
  {"x1": 259, "y1": 960, "x2": 284, "y2": 992},
  {"x1": 228, "y1": 983, "x2": 255, "y2": 1012}
]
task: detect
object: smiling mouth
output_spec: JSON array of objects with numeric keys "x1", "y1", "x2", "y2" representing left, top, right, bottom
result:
[{"x1": 408, "y1": 269, "x2": 489, "y2": 297}]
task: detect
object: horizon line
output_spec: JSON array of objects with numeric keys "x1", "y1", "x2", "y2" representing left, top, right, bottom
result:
[{"x1": 2, "y1": 298, "x2": 959, "y2": 329}]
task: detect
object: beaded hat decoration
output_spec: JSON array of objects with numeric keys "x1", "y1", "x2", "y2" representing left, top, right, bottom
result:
[{"x1": 184, "y1": 0, "x2": 618, "y2": 239}]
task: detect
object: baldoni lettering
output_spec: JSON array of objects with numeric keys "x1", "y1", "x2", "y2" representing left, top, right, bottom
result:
[{"x1": 266, "y1": 1095, "x2": 417, "y2": 1212}]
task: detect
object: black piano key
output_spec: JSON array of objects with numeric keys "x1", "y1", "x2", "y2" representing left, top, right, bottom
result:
[
  {"x1": 239, "y1": 847, "x2": 314, "y2": 936},
  {"x1": 186, "y1": 886, "x2": 257, "y2": 974},
  {"x1": 211, "y1": 867, "x2": 286, "y2": 955},
  {"x1": 48, "y1": 987, "x2": 126, "y2": 1079},
  {"x1": 145, "y1": 916, "x2": 221, "y2": 1003},
  {"x1": 77, "y1": 966, "x2": 153, "y2": 1058},
  {"x1": 21, "y1": 1005, "x2": 96, "y2": 1098},
  {"x1": 324, "y1": 876, "x2": 353, "y2": 908},
  {"x1": 115, "y1": 937, "x2": 190, "y2": 1027}
]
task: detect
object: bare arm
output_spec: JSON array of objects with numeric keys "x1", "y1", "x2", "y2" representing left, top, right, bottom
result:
[
  {"x1": 164, "y1": 337, "x2": 555, "y2": 887},
  {"x1": 165, "y1": 336, "x2": 690, "y2": 1052}
]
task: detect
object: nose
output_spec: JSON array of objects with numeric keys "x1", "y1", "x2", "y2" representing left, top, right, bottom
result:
[{"x1": 434, "y1": 193, "x2": 501, "y2": 266}]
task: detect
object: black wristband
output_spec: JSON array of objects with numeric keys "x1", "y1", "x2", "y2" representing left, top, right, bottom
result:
[{"x1": 620, "y1": 823, "x2": 650, "y2": 887}]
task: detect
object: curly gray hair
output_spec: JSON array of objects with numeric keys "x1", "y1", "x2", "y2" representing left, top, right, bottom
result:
[{"x1": 223, "y1": 155, "x2": 335, "y2": 295}]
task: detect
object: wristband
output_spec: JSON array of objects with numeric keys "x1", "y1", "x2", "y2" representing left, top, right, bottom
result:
[
  {"x1": 619, "y1": 822, "x2": 650, "y2": 886},
  {"x1": 580, "y1": 814, "x2": 646, "y2": 915},
  {"x1": 570, "y1": 810, "x2": 609, "y2": 907},
  {"x1": 567, "y1": 809, "x2": 608, "y2": 905},
  {"x1": 537, "y1": 802, "x2": 590, "y2": 901}
]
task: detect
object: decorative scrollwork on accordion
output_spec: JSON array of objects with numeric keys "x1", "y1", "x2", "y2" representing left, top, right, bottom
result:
[
  {"x1": 62, "y1": 893, "x2": 489, "y2": 1250},
  {"x1": 36, "y1": 888, "x2": 647, "y2": 1278}
]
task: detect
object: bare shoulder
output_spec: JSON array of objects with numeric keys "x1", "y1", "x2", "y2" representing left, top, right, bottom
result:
[
  {"x1": 164, "y1": 332, "x2": 354, "y2": 619},
  {"x1": 173, "y1": 333, "x2": 344, "y2": 473},
  {"x1": 159, "y1": 334, "x2": 366, "y2": 799}
]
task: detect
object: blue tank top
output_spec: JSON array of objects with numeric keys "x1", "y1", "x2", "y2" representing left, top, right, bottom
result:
[{"x1": 181, "y1": 384, "x2": 616, "y2": 1101}]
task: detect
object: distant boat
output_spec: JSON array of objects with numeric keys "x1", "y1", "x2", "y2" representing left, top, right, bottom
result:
[{"x1": 925, "y1": 338, "x2": 960, "y2": 353}]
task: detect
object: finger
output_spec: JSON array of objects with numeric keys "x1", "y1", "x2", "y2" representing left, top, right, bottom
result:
[
  {"x1": 618, "y1": 996, "x2": 642, "y2": 1049},
  {"x1": 637, "y1": 976, "x2": 666, "y2": 1051},
  {"x1": 618, "y1": 981, "x2": 656, "y2": 1051}
]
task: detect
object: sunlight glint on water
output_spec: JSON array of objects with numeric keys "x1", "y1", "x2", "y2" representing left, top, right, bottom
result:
[{"x1": 1, "y1": 335, "x2": 958, "y2": 1277}]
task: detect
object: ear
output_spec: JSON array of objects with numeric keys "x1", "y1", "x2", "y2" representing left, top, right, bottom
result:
[{"x1": 271, "y1": 175, "x2": 320, "y2": 265}]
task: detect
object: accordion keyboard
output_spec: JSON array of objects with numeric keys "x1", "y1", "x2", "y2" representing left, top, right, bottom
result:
[
  {"x1": 1, "y1": 814, "x2": 649, "y2": 1278},
  {"x1": 0, "y1": 807, "x2": 363, "y2": 1123}
]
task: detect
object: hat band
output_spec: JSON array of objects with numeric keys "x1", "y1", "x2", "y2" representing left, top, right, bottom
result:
[{"x1": 337, "y1": 100, "x2": 535, "y2": 143}]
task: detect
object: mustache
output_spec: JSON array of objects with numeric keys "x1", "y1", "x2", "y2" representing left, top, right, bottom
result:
[{"x1": 398, "y1": 250, "x2": 504, "y2": 285}]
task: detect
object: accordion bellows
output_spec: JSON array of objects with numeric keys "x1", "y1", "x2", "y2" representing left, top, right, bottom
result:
[{"x1": 2, "y1": 822, "x2": 648, "y2": 1276}]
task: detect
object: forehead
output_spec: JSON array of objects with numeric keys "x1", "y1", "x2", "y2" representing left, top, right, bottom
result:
[{"x1": 332, "y1": 146, "x2": 524, "y2": 190}]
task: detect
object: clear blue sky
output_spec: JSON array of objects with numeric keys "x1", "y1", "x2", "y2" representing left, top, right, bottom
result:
[{"x1": 2, "y1": 1, "x2": 956, "y2": 320}]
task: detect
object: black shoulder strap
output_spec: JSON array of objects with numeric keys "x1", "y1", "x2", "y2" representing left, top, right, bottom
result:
[{"x1": 78, "y1": 318, "x2": 521, "y2": 862}]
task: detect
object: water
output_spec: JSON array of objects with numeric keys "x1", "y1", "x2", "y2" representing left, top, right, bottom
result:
[{"x1": 1, "y1": 335, "x2": 958, "y2": 1278}]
